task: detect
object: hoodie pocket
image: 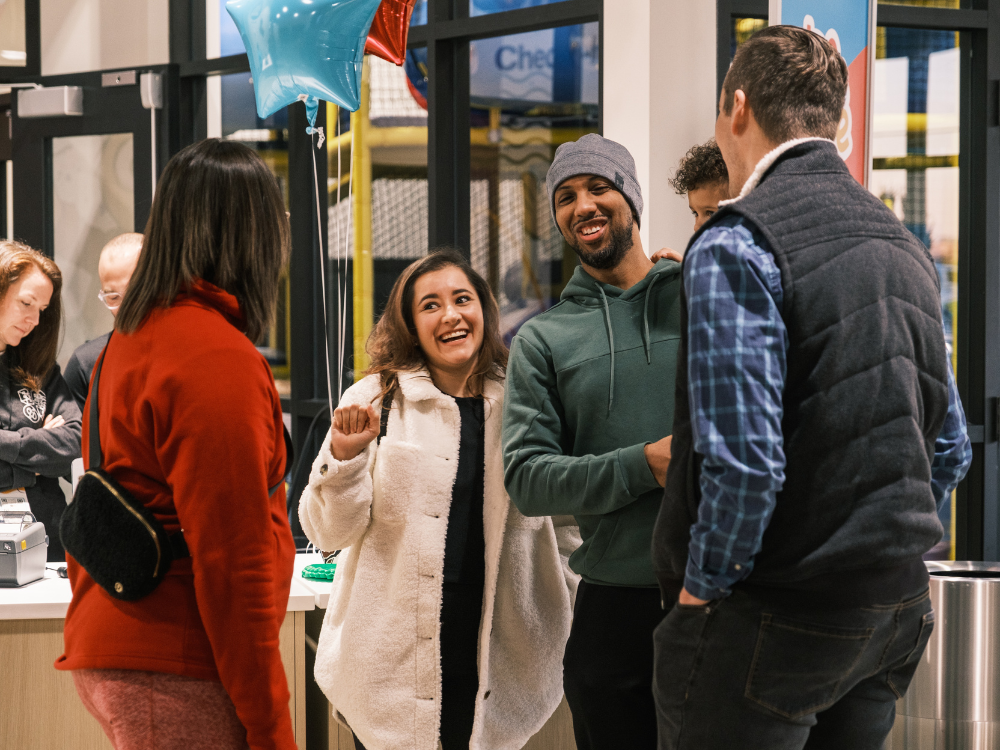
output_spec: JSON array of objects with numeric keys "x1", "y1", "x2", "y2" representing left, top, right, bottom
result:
[{"x1": 582, "y1": 517, "x2": 619, "y2": 573}]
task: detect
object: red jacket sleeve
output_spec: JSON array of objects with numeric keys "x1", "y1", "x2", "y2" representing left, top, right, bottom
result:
[{"x1": 153, "y1": 345, "x2": 295, "y2": 750}]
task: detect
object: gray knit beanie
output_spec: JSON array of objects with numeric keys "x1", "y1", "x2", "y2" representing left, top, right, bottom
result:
[{"x1": 546, "y1": 133, "x2": 643, "y2": 228}]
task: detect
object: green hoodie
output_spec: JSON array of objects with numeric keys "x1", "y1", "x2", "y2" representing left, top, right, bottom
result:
[{"x1": 502, "y1": 259, "x2": 682, "y2": 587}]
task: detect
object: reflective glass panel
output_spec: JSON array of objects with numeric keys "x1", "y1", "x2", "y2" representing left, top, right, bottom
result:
[
  {"x1": 329, "y1": 51, "x2": 429, "y2": 383},
  {"x1": 730, "y1": 16, "x2": 767, "y2": 60},
  {"x1": 469, "y1": 23, "x2": 599, "y2": 342},
  {"x1": 878, "y1": 1, "x2": 966, "y2": 9},
  {"x1": 471, "y1": 0, "x2": 572, "y2": 17},
  {"x1": 219, "y1": 1, "x2": 245, "y2": 57},
  {"x1": 872, "y1": 26, "x2": 961, "y2": 559},
  {"x1": 52, "y1": 134, "x2": 134, "y2": 367},
  {"x1": 0, "y1": 0, "x2": 27, "y2": 68},
  {"x1": 412, "y1": 0, "x2": 427, "y2": 26}
]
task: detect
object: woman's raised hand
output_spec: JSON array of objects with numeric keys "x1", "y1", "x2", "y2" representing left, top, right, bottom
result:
[{"x1": 329, "y1": 403, "x2": 381, "y2": 461}]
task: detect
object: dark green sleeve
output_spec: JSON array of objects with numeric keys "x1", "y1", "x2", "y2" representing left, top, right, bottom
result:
[{"x1": 502, "y1": 335, "x2": 660, "y2": 517}]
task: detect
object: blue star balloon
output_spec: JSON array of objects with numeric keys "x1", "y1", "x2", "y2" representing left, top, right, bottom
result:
[{"x1": 227, "y1": 0, "x2": 382, "y2": 118}]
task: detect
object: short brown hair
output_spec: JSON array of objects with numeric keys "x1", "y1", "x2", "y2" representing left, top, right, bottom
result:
[
  {"x1": 116, "y1": 139, "x2": 290, "y2": 343},
  {"x1": 669, "y1": 139, "x2": 728, "y2": 195},
  {"x1": 0, "y1": 241, "x2": 62, "y2": 391},
  {"x1": 722, "y1": 25, "x2": 848, "y2": 143},
  {"x1": 366, "y1": 250, "x2": 507, "y2": 403}
]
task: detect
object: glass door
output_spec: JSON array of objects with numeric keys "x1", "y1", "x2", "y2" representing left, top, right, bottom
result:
[
  {"x1": 10, "y1": 65, "x2": 175, "y2": 366},
  {"x1": 871, "y1": 24, "x2": 961, "y2": 559},
  {"x1": 469, "y1": 21, "x2": 600, "y2": 341}
]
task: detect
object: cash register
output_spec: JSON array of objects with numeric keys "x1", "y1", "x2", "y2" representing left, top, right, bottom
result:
[{"x1": 0, "y1": 510, "x2": 48, "y2": 587}]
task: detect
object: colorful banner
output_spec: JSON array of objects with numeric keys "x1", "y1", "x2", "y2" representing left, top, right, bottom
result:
[{"x1": 770, "y1": 0, "x2": 875, "y2": 186}]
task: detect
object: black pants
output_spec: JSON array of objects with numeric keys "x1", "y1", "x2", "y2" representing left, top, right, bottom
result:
[
  {"x1": 29, "y1": 488, "x2": 65, "y2": 561},
  {"x1": 563, "y1": 580, "x2": 667, "y2": 750},
  {"x1": 355, "y1": 582, "x2": 482, "y2": 750},
  {"x1": 652, "y1": 587, "x2": 934, "y2": 750}
]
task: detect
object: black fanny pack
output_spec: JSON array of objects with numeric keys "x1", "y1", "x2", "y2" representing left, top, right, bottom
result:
[{"x1": 60, "y1": 335, "x2": 284, "y2": 601}]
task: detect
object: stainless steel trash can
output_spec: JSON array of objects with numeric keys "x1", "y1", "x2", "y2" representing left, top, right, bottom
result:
[{"x1": 885, "y1": 561, "x2": 1000, "y2": 749}]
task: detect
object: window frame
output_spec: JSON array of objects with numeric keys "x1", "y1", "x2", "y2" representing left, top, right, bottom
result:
[{"x1": 0, "y1": 0, "x2": 41, "y2": 83}]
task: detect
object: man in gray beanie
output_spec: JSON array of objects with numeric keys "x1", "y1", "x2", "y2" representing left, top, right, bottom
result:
[{"x1": 502, "y1": 133, "x2": 683, "y2": 749}]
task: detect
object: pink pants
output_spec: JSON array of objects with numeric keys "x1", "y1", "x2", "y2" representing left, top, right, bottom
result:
[{"x1": 73, "y1": 669, "x2": 249, "y2": 750}]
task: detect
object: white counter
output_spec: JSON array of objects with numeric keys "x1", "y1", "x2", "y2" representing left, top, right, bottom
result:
[
  {"x1": 0, "y1": 563, "x2": 317, "y2": 620},
  {"x1": 294, "y1": 551, "x2": 335, "y2": 609}
]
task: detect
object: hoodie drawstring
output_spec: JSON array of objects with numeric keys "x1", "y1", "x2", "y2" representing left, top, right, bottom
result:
[
  {"x1": 597, "y1": 285, "x2": 615, "y2": 414},
  {"x1": 642, "y1": 272, "x2": 663, "y2": 365},
  {"x1": 596, "y1": 269, "x2": 666, "y2": 414}
]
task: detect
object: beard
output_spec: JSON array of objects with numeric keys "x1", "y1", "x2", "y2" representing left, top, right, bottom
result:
[{"x1": 569, "y1": 211, "x2": 634, "y2": 271}]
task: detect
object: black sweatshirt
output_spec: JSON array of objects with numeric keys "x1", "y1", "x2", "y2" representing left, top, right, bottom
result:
[
  {"x1": 63, "y1": 332, "x2": 110, "y2": 412},
  {"x1": 0, "y1": 355, "x2": 83, "y2": 561}
]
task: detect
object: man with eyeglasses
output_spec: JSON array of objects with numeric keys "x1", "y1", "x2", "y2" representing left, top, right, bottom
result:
[{"x1": 63, "y1": 233, "x2": 142, "y2": 410}]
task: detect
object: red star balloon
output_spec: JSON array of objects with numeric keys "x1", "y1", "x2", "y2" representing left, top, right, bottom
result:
[{"x1": 364, "y1": 0, "x2": 416, "y2": 66}]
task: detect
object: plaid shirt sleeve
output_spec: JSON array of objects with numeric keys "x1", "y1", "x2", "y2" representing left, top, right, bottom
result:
[
  {"x1": 683, "y1": 217, "x2": 788, "y2": 601},
  {"x1": 931, "y1": 362, "x2": 973, "y2": 510}
]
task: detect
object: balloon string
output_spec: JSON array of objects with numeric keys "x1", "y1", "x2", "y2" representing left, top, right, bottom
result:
[
  {"x1": 336, "y1": 111, "x2": 345, "y2": 400},
  {"x1": 345, "y1": 124, "x2": 355, "y2": 391},
  {"x1": 311, "y1": 130, "x2": 335, "y2": 425}
]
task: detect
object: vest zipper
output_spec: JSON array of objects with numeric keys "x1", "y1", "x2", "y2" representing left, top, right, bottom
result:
[{"x1": 86, "y1": 470, "x2": 162, "y2": 578}]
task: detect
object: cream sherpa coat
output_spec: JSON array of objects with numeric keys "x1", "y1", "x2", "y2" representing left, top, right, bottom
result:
[{"x1": 299, "y1": 371, "x2": 580, "y2": 750}]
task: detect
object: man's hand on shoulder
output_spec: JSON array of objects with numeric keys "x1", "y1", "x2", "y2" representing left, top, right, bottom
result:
[
  {"x1": 650, "y1": 248, "x2": 684, "y2": 264},
  {"x1": 644, "y1": 435, "x2": 672, "y2": 487}
]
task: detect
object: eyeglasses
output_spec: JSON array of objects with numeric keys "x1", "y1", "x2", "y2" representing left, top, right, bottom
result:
[{"x1": 98, "y1": 290, "x2": 123, "y2": 310}]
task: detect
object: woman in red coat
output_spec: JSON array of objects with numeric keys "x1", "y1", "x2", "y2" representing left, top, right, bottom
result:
[{"x1": 57, "y1": 139, "x2": 296, "y2": 750}]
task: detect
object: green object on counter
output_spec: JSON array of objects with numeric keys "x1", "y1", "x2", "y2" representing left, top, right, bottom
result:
[{"x1": 302, "y1": 563, "x2": 336, "y2": 581}]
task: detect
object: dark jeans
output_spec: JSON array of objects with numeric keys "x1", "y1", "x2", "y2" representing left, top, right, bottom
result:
[
  {"x1": 563, "y1": 580, "x2": 668, "y2": 750},
  {"x1": 354, "y1": 582, "x2": 482, "y2": 750},
  {"x1": 652, "y1": 587, "x2": 934, "y2": 750}
]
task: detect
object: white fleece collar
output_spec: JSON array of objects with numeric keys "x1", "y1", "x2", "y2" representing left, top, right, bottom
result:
[
  {"x1": 719, "y1": 137, "x2": 834, "y2": 206},
  {"x1": 396, "y1": 368, "x2": 504, "y2": 404}
]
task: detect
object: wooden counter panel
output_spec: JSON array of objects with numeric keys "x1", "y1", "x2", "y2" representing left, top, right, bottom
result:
[{"x1": 0, "y1": 618, "x2": 109, "y2": 750}]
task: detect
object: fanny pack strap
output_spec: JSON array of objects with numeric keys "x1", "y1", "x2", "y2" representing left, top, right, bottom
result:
[
  {"x1": 376, "y1": 387, "x2": 394, "y2": 446},
  {"x1": 88, "y1": 335, "x2": 110, "y2": 471}
]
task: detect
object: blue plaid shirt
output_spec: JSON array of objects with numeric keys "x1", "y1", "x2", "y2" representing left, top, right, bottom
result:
[{"x1": 683, "y1": 215, "x2": 974, "y2": 601}]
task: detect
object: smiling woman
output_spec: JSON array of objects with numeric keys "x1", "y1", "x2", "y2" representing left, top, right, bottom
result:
[
  {"x1": 411, "y1": 265, "x2": 487, "y2": 397},
  {"x1": 366, "y1": 249, "x2": 507, "y2": 404},
  {"x1": 298, "y1": 248, "x2": 580, "y2": 750}
]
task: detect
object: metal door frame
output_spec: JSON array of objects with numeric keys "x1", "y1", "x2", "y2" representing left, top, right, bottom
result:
[{"x1": 10, "y1": 64, "x2": 179, "y2": 255}]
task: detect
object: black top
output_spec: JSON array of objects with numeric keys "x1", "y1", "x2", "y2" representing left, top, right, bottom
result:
[
  {"x1": 63, "y1": 332, "x2": 111, "y2": 412},
  {"x1": 0, "y1": 354, "x2": 83, "y2": 562},
  {"x1": 655, "y1": 140, "x2": 949, "y2": 608},
  {"x1": 442, "y1": 396, "x2": 486, "y2": 587}
]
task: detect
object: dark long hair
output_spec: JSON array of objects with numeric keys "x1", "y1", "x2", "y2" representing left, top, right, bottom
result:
[
  {"x1": 366, "y1": 250, "x2": 507, "y2": 402},
  {"x1": 0, "y1": 241, "x2": 62, "y2": 391},
  {"x1": 116, "y1": 139, "x2": 290, "y2": 342}
]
